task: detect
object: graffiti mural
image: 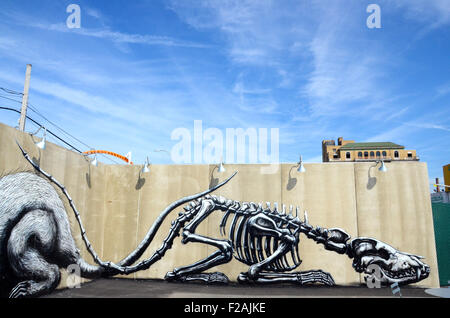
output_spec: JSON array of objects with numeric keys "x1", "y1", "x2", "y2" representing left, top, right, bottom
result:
[{"x1": 0, "y1": 143, "x2": 430, "y2": 297}]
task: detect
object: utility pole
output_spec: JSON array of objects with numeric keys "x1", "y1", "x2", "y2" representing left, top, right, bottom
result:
[{"x1": 19, "y1": 64, "x2": 32, "y2": 131}]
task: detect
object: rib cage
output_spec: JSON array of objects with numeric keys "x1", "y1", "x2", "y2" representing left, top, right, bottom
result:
[{"x1": 184, "y1": 195, "x2": 303, "y2": 272}]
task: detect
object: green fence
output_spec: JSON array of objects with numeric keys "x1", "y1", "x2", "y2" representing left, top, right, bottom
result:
[{"x1": 431, "y1": 203, "x2": 450, "y2": 286}]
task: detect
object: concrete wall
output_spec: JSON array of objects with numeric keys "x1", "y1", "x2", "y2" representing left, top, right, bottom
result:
[{"x1": 0, "y1": 123, "x2": 440, "y2": 288}]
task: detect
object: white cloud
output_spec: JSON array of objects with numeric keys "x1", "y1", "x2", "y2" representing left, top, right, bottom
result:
[
  {"x1": 365, "y1": 124, "x2": 415, "y2": 142},
  {"x1": 408, "y1": 123, "x2": 450, "y2": 132},
  {"x1": 391, "y1": 0, "x2": 450, "y2": 29},
  {"x1": 168, "y1": 0, "x2": 309, "y2": 66},
  {"x1": 31, "y1": 22, "x2": 211, "y2": 48},
  {"x1": 0, "y1": 8, "x2": 211, "y2": 49},
  {"x1": 85, "y1": 8, "x2": 102, "y2": 20},
  {"x1": 0, "y1": 37, "x2": 17, "y2": 50},
  {"x1": 170, "y1": 1, "x2": 392, "y2": 120},
  {"x1": 436, "y1": 82, "x2": 450, "y2": 98}
]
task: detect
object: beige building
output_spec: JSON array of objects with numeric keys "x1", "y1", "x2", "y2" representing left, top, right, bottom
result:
[{"x1": 322, "y1": 137, "x2": 419, "y2": 162}]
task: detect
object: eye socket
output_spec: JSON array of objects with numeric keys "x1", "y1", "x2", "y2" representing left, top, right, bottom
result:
[{"x1": 378, "y1": 249, "x2": 391, "y2": 260}]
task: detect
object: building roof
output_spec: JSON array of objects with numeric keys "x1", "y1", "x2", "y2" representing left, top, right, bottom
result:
[{"x1": 339, "y1": 142, "x2": 405, "y2": 150}]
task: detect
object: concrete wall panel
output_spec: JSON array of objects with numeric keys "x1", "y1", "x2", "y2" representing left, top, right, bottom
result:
[
  {"x1": 281, "y1": 162, "x2": 360, "y2": 285},
  {"x1": 206, "y1": 164, "x2": 283, "y2": 280},
  {"x1": 354, "y1": 161, "x2": 439, "y2": 287},
  {"x1": 133, "y1": 164, "x2": 211, "y2": 279}
]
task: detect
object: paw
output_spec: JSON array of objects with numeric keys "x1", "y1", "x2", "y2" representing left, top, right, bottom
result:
[
  {"x1": 296, "y1": 270, "x2": 336, "y2": 286},
  {"x1": 322, "y1": 272, "x2": 335, "y2": 286},
  {"x1": 164, "y1": 271, "x2": 178, "y2": 282},
  {"x1": 9, "y1": 281, "x2": 32, "y2": 298},
  {"x1": 165, "y1": 272, "x2": 229, "y2": 284},
  {"x1": 308, "y1": 270, "x2": 335, "y2": 286},
  {"x1": 237, "y1": 272, "x2": 250, "y2": 284}
]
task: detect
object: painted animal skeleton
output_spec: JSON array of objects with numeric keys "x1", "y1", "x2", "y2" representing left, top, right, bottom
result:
[{"x1": 0, "y1": 143, "x2": 430, "y2": 297}]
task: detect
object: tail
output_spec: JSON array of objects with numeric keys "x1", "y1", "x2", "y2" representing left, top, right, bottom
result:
[
  {"x1": 117, "y1": 171, "x2": 237, "y2": 268},
  {"x1": 76, "y1": 258, "x2": 104, "y2": 279},
  {"x1": 16, "y1": 141, "x2": 237, "y2": 276}
]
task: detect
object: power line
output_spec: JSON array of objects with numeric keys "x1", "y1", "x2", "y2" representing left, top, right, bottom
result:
[
  {"x1": 0, "y1": 94, "x2": 22, "y2": 104},
  {"x1": 0, "y1": 87, "x2": 89, "y2": 148},
  {"x1": 0, "y1": 106, "x2": 83, "y2": 153},
  {"x1": 26, "y1": 103, "x2": 121, "y2": 164},
  {"x1": 1, "y1": 86, "x2": 91, "y2": 148},
  {"x1": 27, "y1": 103, "x2": 91, "y2": 149},
  {"x1": 0, "y1": 87, "x2": 23, "y2": 96},
  {"x1": 0, "y1": 105, "x2": 121, "y2": 165},
  {"x1": 0, "y1": 85, "x2": 123, "y2": 165}
]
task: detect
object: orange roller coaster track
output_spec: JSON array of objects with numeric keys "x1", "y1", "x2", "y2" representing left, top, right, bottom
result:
[{"x1": 83, "y1": 150, "x2": 133, "y2": 165}]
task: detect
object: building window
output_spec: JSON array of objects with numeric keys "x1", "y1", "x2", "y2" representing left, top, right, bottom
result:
[
  {"x1": 376, "y1": 151, "x2": 381, "y2": 158},
  {"x1": 370, "y1": 151, "x2": 375, "y2": 158},
  {"x1": 407, "y1": 152, "x2": 412, "y2": 158},
  {"x1": 394, "y1": 151, "x2": 399, "y2": 158},
  {"x1": 364, "y1": 151, "x2": 369, "y2": 158},
  {"x1": 346, "y1": 152, "x2": 351, "y2": 159},
  {"x1": 358, "y1": 152, "x2": 362, "y2": 158},
  {"x1": 382, "y1": 151, "x2": 387, "y2": 157}
]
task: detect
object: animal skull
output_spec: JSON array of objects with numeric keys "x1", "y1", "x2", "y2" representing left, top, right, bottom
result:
[{"x1": 350, "y1": 238, "x2": 430, "y2": 285}]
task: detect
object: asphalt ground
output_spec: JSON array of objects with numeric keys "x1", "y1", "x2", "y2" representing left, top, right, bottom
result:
[{"x1": 43, "y1": 278, "x2": 437, "y2": 298}]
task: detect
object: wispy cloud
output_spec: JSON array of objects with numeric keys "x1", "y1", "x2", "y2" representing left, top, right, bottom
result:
[
  {"x1": 31, "y1": 22, "x2": 212, "y2": 48},
  {"x1": 301, "y1": 2, "x2": 394, "y2": 118},
  {"x1": 85, "y1": 7, "x2": 102, "y2": 20},
  {"x1": 436, "y1": 82, "x2": 450, "y2": 98},
  {"x1": 365, "y1": 124, "x2": 416, "y2": 143},
  {"x1": 168, "y1": 0, "x2": 308, "y2": 66},
  {"x1": 391, "y1": 0, "x2": 450, "y2": 30},
  {"x1": 0, "y1": 8, "x2": 211, "y2": 49},
  {"x1": 408, "y1": 122, "x2": 450, "y2": 132}
]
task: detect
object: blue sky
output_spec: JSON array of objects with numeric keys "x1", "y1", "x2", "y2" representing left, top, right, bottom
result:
[{"x1": 0, "y1": 0, "x2": 449, "y2": 190}]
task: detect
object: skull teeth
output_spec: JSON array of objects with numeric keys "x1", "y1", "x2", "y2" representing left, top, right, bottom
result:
[{"x1": 381, "y1": 267, "x2": 419, "y2": 280}]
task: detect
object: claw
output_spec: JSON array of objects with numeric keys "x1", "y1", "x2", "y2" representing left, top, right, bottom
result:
[{"x1": 9, "y1": 281, "x2": 31, "y2": 298}]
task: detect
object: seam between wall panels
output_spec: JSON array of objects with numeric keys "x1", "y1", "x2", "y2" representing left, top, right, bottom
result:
[
  {"x1": 352, "y1": 163, "x2": 361, "y2": 285},
  {"x1": 134, "y1": 178, "x2": 142, "y2": 280},
  {"x1": 100, "y1": 165, "x2": 107, "y2": 261},
  {"x1": 280, "y1": 164, "x2": 283, "y2": 216}
]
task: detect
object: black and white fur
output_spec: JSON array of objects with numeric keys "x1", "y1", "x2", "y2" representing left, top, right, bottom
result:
[{"x1": 0, "y1": 172, "x2": 103, "y2": 297}]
